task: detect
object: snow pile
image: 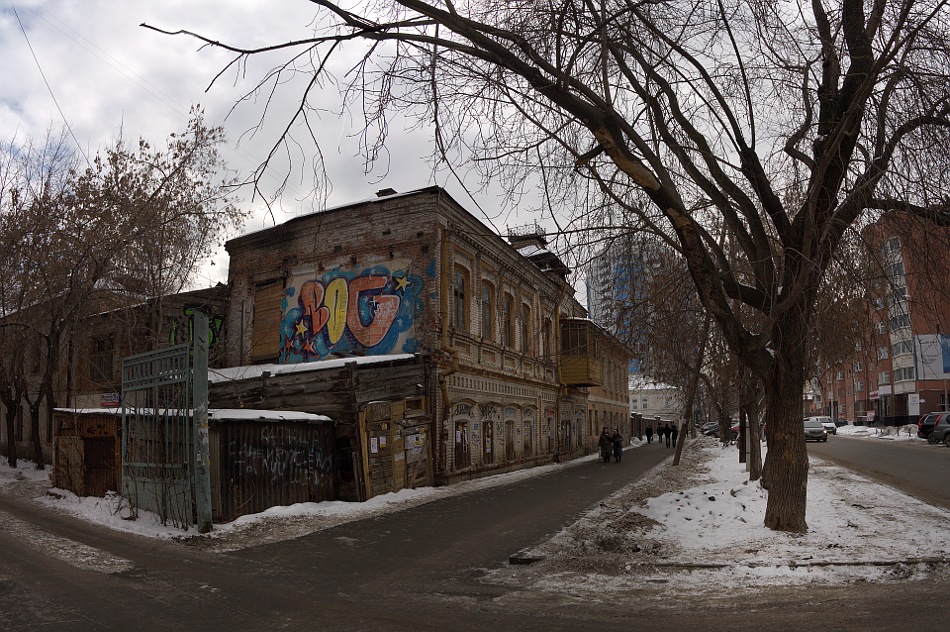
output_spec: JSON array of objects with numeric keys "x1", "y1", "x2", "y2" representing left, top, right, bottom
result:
[{"x1": 491, "y1": 436, "x2": 950, "y2": 597}]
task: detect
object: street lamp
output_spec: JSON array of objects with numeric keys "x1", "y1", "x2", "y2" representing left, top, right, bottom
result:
[{"x1": 940, "y1": 323, "x2": 947, "y2": 412}]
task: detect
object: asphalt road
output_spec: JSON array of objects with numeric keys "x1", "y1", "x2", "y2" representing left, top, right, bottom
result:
[
  {"x1": 807, "y1": 432, "x2": 950, "y2": 510},
  {"x1": 1, "y1": 439, "x2": 948, "y2": 631},
  {"x1": 1, "y1": 446, "x2": 673, "y2": 631}
]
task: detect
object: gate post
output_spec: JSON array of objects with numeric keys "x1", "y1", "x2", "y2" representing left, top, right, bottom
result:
[{"x1": 192, "y1": 308, "x2": 213, "y2": 533}]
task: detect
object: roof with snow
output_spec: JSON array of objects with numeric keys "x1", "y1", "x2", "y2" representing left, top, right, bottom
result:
[
  {"x1": 208, "y1": 353, "x2": 419, "y2": 383},
  {"x1": 54, "y1": 408, "x2": 332, "y2": 423}
]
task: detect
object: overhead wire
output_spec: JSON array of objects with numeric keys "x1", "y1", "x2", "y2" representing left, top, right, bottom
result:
[{"x1": 10, "y1": 1, "x2": 90, "y2": 167}]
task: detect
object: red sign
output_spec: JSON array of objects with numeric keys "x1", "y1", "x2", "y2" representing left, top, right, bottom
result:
[{"x1": 100, "y1": 392, "x2": 120, "y2": 408}]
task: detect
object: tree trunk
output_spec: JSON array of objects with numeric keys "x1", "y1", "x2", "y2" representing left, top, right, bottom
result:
[
  {"x1": 760, "y1": 315, "x2": 809, "y2": 533},
  {"x1": 2, "y1": 393, "x2": 18, "y2": 468},
  {"x1": 740, "y1": 371, "x2": 763, "y2": 481},
  {"x1": 29, "y1": 398, "x2": 44, "y2": 468}
]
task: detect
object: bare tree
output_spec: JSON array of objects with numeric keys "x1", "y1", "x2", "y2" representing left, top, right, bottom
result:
[
  {"x1": 0, "y1": 113, "x2": 243, "y2": 466},
  {"x1": 153, "y1": 1, "x2": 950, "y2": 532}
]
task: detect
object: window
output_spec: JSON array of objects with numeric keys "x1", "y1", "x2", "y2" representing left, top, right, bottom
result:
[
  {"x1": 876, "y1": 321, "x2": 886, "y2": 335},
  {"x1": 889, "y1": 287, "x2": 907, "y2": 307},
  {"x1": 894, "y1": 366, "x2": 916, "y2": 381},
  {"x1": 853, "y1": 361, "x2": 863, "y2": 372},
  {"x1": 452, "y1": 267, "x2": 468, "y2": 331},
  {"x1": 642, "y1": 398, "x2": 648, "y2": 409},
  {"x1": 90, "y1": 337, "x2": 115, "y2": 383},
  {"x1": 889, "y1": 261, "x2": 905, "y2": 278},
  {"x1": 542, "y1": 318, "x2": 553, "y2": 358},
  {"x1": 877, "y1": 346, "x2": 889, "y2": 360},
  {"x1": 480, "y1": 282, "x2": 494, "y2": 339},
  {"x1": 520, "y1": 304, "x2": 532, "y2": 353},
  {"x1": 892, "y1": 339, "x2": 913, "y2": 356},
  {"x1": 502, "y1": 294, "x2": 514, "y2": 346},
  {"x1": 878, "y1": 371, "x2": 890, "y2": 385},
  {"x1": 855, "y1": 381, "x2": 864, "y2": 392},
  {"x1": 881, "y1": 236, "x2": 901, "y2": 256},
  {"x1": 888, "y1": 313, "x2": 910, "y2": 331},
  {"x1": 251, "y1": 281, "x2": 283, "y2": 363},
  {"x1": 631, "y1": 399, "x2": 638, "y2": 409}
]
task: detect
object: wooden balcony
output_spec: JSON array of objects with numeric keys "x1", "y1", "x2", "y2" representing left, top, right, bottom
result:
[{"x1": 559, "y1": 319, "x2": 603, "y2": 387}]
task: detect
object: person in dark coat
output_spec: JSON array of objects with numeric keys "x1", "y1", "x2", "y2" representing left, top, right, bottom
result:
[
  {"x1": 670, "y1": 423, "x2": 679, "y2": 448},
  {"x1": 611, "y1": 429, "x2": 623, "y2": 462},
  {"x1": 598, "y1": 426, "x2": 612, "y2": 462},
  {"x1": 663, "y1": 423, "x2": 672, "y2": 447},
  {"x1": 645, "y1": 425, "x2": 653, "y2": 444}
]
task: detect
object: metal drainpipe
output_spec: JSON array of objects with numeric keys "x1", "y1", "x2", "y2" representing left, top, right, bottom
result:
[{"x1": 437, "y1": 229, "x2": 459, "y2": 476}]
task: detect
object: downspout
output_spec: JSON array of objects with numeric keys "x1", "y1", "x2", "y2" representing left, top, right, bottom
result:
[{"x1": 437, "y1": 227, "x2": 460, "y2": 476}]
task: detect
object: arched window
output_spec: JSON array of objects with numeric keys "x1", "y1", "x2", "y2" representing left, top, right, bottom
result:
[
  {"x1": 452, "y1": 267, "x2": 468, "y2": 331},
  {"x1": 520, "y1": 304, "x2": 532, "y2": 353},
  {"x1": 542, "y1": 318, "x2": 553, "y2": 358},
  {"x1": 481, "y1": 282, "x2": 494, "y2": 340},
  {"x1": 502, "y1": 293, "x2": 514, "y2": 347}
]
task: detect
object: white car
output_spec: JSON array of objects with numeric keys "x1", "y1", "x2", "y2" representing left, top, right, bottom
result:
[{"x1": 806, "y1": 416, "x2": 836, "y2": 435}]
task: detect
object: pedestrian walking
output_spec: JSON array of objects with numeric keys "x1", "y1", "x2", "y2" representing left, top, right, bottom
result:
[
  {"x1": 645, "y1": 425, "x2": 653, "y2": 444},
  {"x1": 611, "y1": 429, "x2": 623, "y2": 462},
  {"x1": 598, "y1": 426, "x2": 612, "y2": 463},
  {"x1": 663, "y1": 423, "x2": 672, "y2": 447},
  {"x1": 670, "y1": 423, "x2": 679, "y2": 448}
]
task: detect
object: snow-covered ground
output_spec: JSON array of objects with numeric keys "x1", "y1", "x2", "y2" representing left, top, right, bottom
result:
[{"x1": 2, "y1": 425, "x2": 948, "y2": 593}]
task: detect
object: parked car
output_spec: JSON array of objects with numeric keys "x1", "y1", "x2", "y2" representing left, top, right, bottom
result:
[
  {"x1": 806, "y1": 416, "x2": 837, "y2": 435},
  {"x1": 930, "y1": 415, "x2": 950, "y2": 447},
  {"x1": 832, "y1": 417, "x2": 849, "y2": 428},
  {"x1": 804, "y1": 419, "x2": 828, "y2": 442},
  {"x1": 916, "y1": 413, "x2": 948, "y2": 442}
]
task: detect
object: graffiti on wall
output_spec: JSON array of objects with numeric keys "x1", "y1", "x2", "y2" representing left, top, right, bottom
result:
[
  {"x1": 279, "y1": 266, "x2": 425, "y2": 363},
  {"x1": 167, "y1": 306, "x2": 225, "y2": 346}
]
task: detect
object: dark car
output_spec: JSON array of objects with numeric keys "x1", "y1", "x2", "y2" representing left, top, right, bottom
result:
[
  {"x1": 931, "y1": 415, "x2": 950, "y2": 447},
  {"x1": 833, "y1": 417, "x2": 848, "y2": 428},
  {"x1": 916, "y1": 413, "x2": 948, "y2": 442},
  {"x1": 804, "y1": 419, "x2": 828, "y2": 442}
]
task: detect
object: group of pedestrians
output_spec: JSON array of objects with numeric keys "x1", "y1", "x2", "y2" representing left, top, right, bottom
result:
[
  {"x1": 598, "y1": 426, "x2": 624, "y2": 463},
  {"x1": 645, "y1": 422, "x2": 678, "y2": 447}
]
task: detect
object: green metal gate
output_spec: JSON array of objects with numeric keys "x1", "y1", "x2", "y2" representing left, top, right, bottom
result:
[{"x1": 121, "y1": 310, "x2": 212, "y2": 532}]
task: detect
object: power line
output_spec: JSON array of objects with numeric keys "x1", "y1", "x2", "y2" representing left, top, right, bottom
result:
[{"x1": 11, "y1": 2, "x2": 90, "y2": 167}]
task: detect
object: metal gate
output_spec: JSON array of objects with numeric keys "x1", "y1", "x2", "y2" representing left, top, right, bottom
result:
[{"x1": 121, "y1": 310, "x2": 212, "y2": 532}]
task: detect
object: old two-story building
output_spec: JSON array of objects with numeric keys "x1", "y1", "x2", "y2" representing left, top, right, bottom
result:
[
  {"x1": 215, "y1": 186, "x2": 630, "y2": 502},
  {"x1": 0, "y1": 286, "x2": 227, "y2": 465}
]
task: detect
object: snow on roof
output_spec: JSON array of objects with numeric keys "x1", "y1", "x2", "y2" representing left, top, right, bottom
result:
[
  {"x1": 514, "y1": 244, "x2": 550, "y2": 258},
  {"x1": 629, "y1": 375, "x2": 678, "y2": 391},
  {"x1": 54, "y1": 407, "x2": 331, "y2": 423},
  {"x1": 208, "y1": 353, "x2": 418, "y2": 383}
]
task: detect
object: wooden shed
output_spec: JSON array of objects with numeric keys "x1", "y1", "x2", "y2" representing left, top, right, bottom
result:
[{"x1": 52, "y1": 408, "x2": 122, "y2": 497}]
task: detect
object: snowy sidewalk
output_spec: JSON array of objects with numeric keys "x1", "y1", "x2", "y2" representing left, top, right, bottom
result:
[
  {"x1": 489, "y1": 435, "x2": 950, "y2": 595},
  {"x1": 3, "y1": 432, "x2": 949, "y2": 593}
]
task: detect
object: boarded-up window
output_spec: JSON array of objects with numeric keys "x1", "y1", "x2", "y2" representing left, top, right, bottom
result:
[
  {"x1": 90, "y1": 337, "x2": 115, "y2": 383},
  {"x1": 251, "y1": 281, "x2": 283, "y2": 363}
]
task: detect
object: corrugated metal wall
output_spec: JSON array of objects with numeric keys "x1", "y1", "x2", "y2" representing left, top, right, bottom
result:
[{"x1": 210, "y1": 418, "x2": 336, "y2": 522}]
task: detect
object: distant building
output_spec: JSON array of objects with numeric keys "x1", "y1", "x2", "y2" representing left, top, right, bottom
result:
[
  {"x1": 805, "y1": 212, "x2": 950, "y2": 425},
  {"x1": 586, "y1": 234, "x2": 672, "y2": 375},
  {"x1": 629, "y1": 375, "x2": 682, "y2": 424}
]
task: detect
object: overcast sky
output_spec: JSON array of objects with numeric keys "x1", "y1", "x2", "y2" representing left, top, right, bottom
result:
[{"x1": 2, "y1": 1, "x2": 543, "y2": 287}]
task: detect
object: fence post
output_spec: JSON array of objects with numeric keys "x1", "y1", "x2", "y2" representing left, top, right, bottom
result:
[{"x1": 192, "y1": 308, "x2": 213, "y2": 533}]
